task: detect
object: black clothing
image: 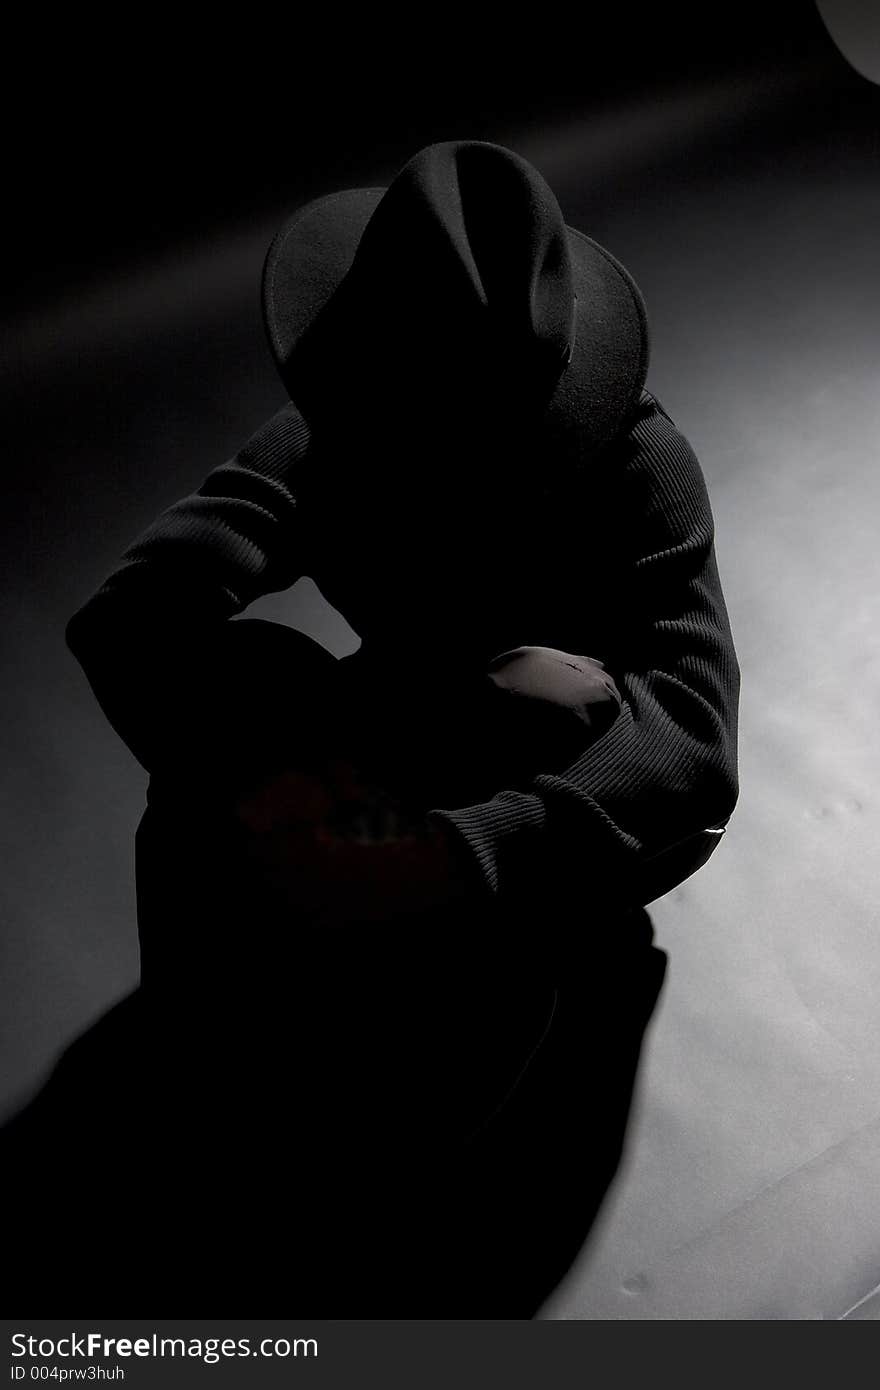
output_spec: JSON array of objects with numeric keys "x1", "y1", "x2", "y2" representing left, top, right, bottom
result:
[
  {"x1": 3, "y1": 385, "x2": 737, "y2": 1313},
  {"x1": 64, "y1": 387, "x2": 740, "y2": 905},
  {"x1": 61, "y1": 382, "x2": 738, "y2": 1149}
]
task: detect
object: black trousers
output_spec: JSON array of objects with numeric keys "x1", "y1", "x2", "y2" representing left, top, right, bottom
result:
[{"x1": 3, "y1": 629, "x2": 667, "y2": 1316}]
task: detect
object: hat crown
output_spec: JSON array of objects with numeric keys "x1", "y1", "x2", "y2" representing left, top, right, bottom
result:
[
  {"x1": 350, "y1": 141, "x2": 576, "y2": 389},
  {"x1": 287, "y1": 141, "x2": 576, "y2": 423}
]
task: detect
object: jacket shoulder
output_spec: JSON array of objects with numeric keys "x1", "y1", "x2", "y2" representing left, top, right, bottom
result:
[{"x1": 635, "y1": 386, "x2": 674, "y2": 424}]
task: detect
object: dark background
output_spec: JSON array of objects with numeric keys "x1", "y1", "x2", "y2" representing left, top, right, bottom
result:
[
  {"x1": 1, "y1": 5, "x2": 873, "y2": 1122},
  {"x1": 3, "y1": 8, "x2": 844, "y2": 314}
]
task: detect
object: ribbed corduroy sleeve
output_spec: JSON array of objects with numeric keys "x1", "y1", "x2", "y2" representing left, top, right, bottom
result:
[
  {"x1": 65, "y1": 402, "x2": 312, "y2": 780},
  {"x1": 425, "y1": 389, "x2": 741, "y2": 908}
]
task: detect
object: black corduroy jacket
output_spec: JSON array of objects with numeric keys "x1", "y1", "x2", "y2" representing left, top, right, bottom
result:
[
  {"x1": 67, "y1": 386, "x2": 740, "y2": 920},
  {"x1": 64, "y1": 385, "x2": 740, "y2": 1138}
]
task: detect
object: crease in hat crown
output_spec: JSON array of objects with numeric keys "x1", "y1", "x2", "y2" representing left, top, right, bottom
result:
[
  {"x1": 283, "y1": 140, "x2": 579, "y2": 416},
  {"x1": 349, "y1": 141, "x2": 577, "y2": 378}
]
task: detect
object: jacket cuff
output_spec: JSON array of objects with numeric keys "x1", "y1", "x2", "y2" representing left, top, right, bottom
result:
[
  {"x1": 236, "y1": 401, "x2": 312, "y2": 483},
  {"x1": 426, "y1": 791, "x2": 548, "y2": 899}
]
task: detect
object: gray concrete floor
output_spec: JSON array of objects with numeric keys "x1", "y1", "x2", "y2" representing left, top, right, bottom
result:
[
  {"x1": 3, "y1": 57, "x2": 880, "y2": 1317},
  {"x1": 539, "y1": 71, "x2": 880, "y2": 1320}
]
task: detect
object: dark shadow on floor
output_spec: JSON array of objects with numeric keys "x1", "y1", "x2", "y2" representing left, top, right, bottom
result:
[{"x1": 2, "y1": 908, "x2": 665, "y2": 1316}]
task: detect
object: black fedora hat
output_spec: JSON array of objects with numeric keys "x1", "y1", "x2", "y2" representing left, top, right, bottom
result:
[{"x1": 262, "y1": 140, "x2": 649, "y2": 474}]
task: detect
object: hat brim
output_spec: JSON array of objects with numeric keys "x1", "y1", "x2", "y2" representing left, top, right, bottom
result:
[{"x1": 262, "y1": 187, "x2": 649, "y2": 466}]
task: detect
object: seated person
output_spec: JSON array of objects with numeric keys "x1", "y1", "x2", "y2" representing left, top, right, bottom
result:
[{"x1": 2, "y1": 140, "x2": 739, "y2": 1316}]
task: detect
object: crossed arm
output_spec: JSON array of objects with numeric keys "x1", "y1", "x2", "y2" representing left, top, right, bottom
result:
[
  {"x1": 66, "y1": 389, "x2": 740, "y2": 920},
  {"x1": 427, "y1": 390, "x2": 742, "y2": 907}
]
